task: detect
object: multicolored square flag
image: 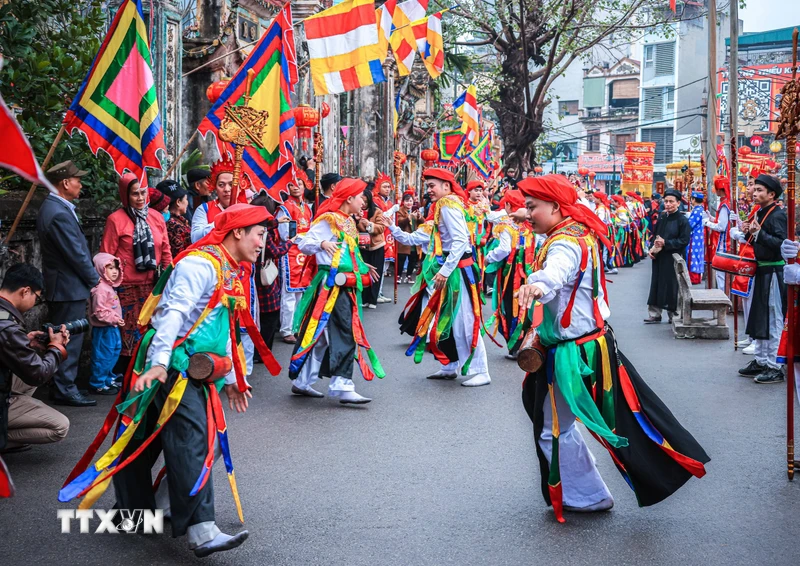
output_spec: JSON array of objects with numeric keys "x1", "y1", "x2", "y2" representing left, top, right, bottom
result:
[
  {"x1": 466, "y1": 131, "x2": 492, "y2": 179},
  {"x1": 63, "y1": 0, "x2": 165, "y2": 185},
  {"x1": 418, "y1": 12, "x2": 444, "y2": 79},
  {"x1": 434, "y1": 129, "x2": 467, "y2": 165},
  {"x1": 389, "y1": 0, "x2": 429, "y2": 76},
  {"x1": 453, "y1": 84, "x2": 480, "y2": 145},
  {"x1": 306, "y1": 0, "x2": 387, "y2": 95},
  {"x1": 198, "y1": 3, "x2": 298, "y2": 202}
]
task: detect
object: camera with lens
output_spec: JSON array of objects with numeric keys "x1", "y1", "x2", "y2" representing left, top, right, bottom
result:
[{"x1": 35, "y1": 318, "x2": 90, "y2": 343}]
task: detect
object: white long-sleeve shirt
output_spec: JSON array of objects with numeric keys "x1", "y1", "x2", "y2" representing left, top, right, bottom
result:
[
  {"x1": 296, "y1": 217, "x2": 347, "y2": 266},
  {"x1": 429, "y1": 201, "x2": 472, "y2": 278},
  {"x1": 528, "y1": 239, "x2": 610, "y2": 341},
  {"x1": 389, "y1": 223, "x2": 431, "y2": 255},
  {"x1": 190, "y1": 202, "x2": 215, "y2": 243},
  {"x1": 484, "y1": 226, "x2": 514, "y2": 265},
  {"x1": 146, "y1": 254, "x2": 235, "y2": 384}
]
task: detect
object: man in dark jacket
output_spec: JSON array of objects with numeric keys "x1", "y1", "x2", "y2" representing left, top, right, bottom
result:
[
  {"x1": 185, "y1": 167, "x2": 211, "y2": 222},
  {"x1": 36, "y1": 160, "x2": 98, "y2": 407},
  {"x1": 739, "y1": 174, "x2": 788, "y2": 384},
  {"x1": 0, "y1": 264, "x2": 70, "y2": 452},
  {"x1": 645, "y1": 189, "x2": 691, "y2": 323}
]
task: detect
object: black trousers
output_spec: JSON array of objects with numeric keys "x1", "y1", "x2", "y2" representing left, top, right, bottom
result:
[
  {"x1": 398, "y1": 252, "x2": 417, "y2": 277},
  {"x1": 112, "y1": 370, "x2": 214, "y2": 537},
  {"x1": 47, "y1": 300, "x2": 88, "y2": 398},
  {"x1": 290, "y1": 290, "x2": 356, "y2": 379},
  {"x1": 361, "y1": 246, "x2": 385, "y2": 305},
  {"x1": 259, "y1": 310, "x2": 281, "y2": 350}
]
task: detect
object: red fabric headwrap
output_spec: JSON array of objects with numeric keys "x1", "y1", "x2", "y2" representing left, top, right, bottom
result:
[
  {"x1": 315, "y1": 178, "x2": 367, "y2": 217},
  {"x1": 191, "y1": 203, "x2": 272, "y2": 248},
  {"x1": 422, "y1": 167, "x2": 467, "y2": 204},
  {"x1": 593, "y1": 192, "x2": 610, "y2": 206},
  {"x1": 499, "y1": 189, "x2": 526, "y2": 210},
  {"x1": 611, "y1": 195, "x2": 626, "y2": 206},
  {"x1": 466, "y1": 180, "x2": 485, "y2": 192},
  {"x1": 518, "y1": 175, "x2": 611, "y2": 249},
  {"x1": 625, "y1": 191, "x2": 644, "y2": 204}
]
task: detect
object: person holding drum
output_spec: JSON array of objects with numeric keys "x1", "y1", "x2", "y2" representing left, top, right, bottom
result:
[
  {"x1": 738, "y1": 175, "x2": 787, "y2": 385},
  {"x1": 704, "y1": 175, "x2": 733, "y2": 293}
]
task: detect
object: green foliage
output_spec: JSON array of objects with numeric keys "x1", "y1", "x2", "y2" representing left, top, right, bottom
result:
[
  {"x1": 180, "y1": 149, "x2": 209, "y2": 190},
  {"x1": 0, "y1": 0, "x2": 118, "y2": 209}
]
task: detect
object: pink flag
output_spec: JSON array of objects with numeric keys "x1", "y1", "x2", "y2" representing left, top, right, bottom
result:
[
  {"x1": 0, "y1": 93, "x2": 54, "y2": 191},
  {"x1": 341, "y1": 126, "x2": 350, "y2": 138}
]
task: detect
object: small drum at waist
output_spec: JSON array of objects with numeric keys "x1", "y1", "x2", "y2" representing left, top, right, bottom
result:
[
  {"x1": 334, "y1": 272, "x2": 372, "y2": 287},
  {"x1": 358, "y1": 232, "x2": 371, "y2": 247},
  {"x1": 711, "y1": 251, "x2": 757, "y2": 278}
]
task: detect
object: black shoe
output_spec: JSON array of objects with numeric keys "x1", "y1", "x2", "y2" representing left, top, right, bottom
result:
[
  {"x1": 53, "y1": 392, "x2": 97, "y2": 407},
  {"x1": 754, "y1": 368, "x2": 785, "y2": 384},
  {"x1": 739, "y1": 360, "x2": 767, "y2": 377},
  {"x1": 643, "y1": 316, "x2": 662, "y2": 324}
]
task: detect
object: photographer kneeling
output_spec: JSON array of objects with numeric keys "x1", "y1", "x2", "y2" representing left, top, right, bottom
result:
[{"x1": 0, "y1": 264, "x2": 70, "y2": 454}]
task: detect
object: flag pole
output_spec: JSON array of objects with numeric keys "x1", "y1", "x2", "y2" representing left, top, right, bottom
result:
[
  {"x1": 4, "y1": 125, "x2": 65, "y2": 245},
  {"x1": 164, "y1": 130, "x2": 199, "y2": 179}
]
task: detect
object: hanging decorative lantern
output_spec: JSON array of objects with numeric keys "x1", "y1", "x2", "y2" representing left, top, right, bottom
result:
[
  {"x1": 739, "y1": 164, "x2": 750, "y2": 175},
  {"x1": 751, "y1": 167, "x2": 761, "y2": 178},
  {"x1": 750, "y1": 135, "x2": 763, "y2": 148},
  {"x1": 738, "y1": 146, "x2": 752, "y2": 156},
  {"x1": 577, "y1": 166, "x2": 589, "y2": 176},
  {"x1": 588, "y1": 170, "x2": 596, "y2": 179},
  {"x1": 293, "y1": 104, "x2": 320, "y2": 153},
  {"x1": 206, "y1": 78, "x2": 231, "y2": 103},
  {"x1": 534, "y1": 165, "x2": 543, "y2": 174},
  {"x1": 394, "y1": 151, "x2": 407, "y2": 164},
  {"x1": 421, "y1": 148, "x2": 438, "y2": 166},
  {"x1": 320, "y1": 101, "x2": 331, "y2": 119},
  {"x1": 770, "y1": 141, "x2": 783, "y2": 153}
]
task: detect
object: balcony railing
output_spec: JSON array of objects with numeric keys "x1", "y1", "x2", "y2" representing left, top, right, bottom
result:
[{"x1": 579, "y1": 106, "x2": 639, "y2": 120}]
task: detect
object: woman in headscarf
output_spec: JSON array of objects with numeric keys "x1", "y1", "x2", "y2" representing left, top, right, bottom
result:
[{"x1": 100, "y1": 173, "x2": 172, "y2": 367}]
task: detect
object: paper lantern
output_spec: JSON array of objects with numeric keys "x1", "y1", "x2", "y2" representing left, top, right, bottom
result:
[
  {"x1": 421, "y1": 148, "x2": 438, "y2": 165},
  {"x1": 739, "y1": 164, "x2": 750, "y2": 175},
  {"x1": 577, "y1": 166, "x2": 589, "y2": 176},
  {"x1": 750, "y1": 135, "x2": 763, "y2": 147},
  {"x1": 770, "y1": 141, "x2": 783, "y2": 153},
  {"x1": 588, "y1": 171, "x2": 596, "y2": 179},
  {"x1": 534, "y1": 166, "x2": 543, "y2": 174},
  {"x1": 738, "y1": 146, "x2": 752, "y2": 156},
  {"x1": 293, "y1": 104, "x2": 320, "y2": 152},
  {"x1": 320, "y1": 101, "x2": 331, "y2": 119},
  {"x1": 206, "y1": 78, "x2": 231, "y2": 103}
]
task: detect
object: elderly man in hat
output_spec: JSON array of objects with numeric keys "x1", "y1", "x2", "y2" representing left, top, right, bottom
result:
[
  {"x1": 738, "y1": 174, "x2": 787, "y2": 384},
  {"x1": 185, "y1": 167, "x2": 211, "y2": 222},
  {"x1": 35, "y1": 160, "x2": 99, "y2": 407}
]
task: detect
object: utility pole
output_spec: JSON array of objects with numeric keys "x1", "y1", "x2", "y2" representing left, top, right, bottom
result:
[
  {"x1": 706, "y1": 0, "x2": 718, "y2": 189},
  {"x1": 729, "y1": 0, "x2": 738, "y2": 193}
]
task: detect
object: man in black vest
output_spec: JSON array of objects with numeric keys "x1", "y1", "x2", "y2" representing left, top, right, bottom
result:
[
  {"x1": 739, "y1": 174, "x2": 787, "y2": 384},
  {"x1": 36, "y1": 160, "x2": 98, "y2": 407}
]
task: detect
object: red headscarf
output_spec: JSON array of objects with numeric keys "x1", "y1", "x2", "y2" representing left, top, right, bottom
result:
[
  {"x1": 611, "y1": 194, "x2": 626, "y2": 206},
  {"x1": 191, "y1": 203, "x2": 272, "y2": 248},
  {"x1": 118, "y1": 172, "x2": 141, "y2": 208},
  {"x1": 518, "y1": 175, "x2": 611, "y2": 249},
  {"x1": 499, "y1": 189, "x2": 526, "y2": 211},
  {"x1": 625, "y1": 191, "x2": 644, "y2": 204},
  {"x1": 315, "y1": 178, "x2": 367, "y2": 217},
  {"x1": 422, "y1": 167, "x2": 467, "y2": 204},
  {"x1": 466, "y1": 180, "x2": 485, "y2": 192},
  {"x1": 593, "y1": 192, "x2": 610, "y2": 206},
  {"x1": 713, "y1": 174, "x2": 731, "y2": 202}
]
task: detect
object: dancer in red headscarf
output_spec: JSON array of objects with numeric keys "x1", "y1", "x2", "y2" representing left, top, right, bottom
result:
[
  {"x1": 516, "y1": 175, "x2": 709, "y2": 523},
  {"x1": 389, "y1": 168, "x2": 491, "y2": 387}
]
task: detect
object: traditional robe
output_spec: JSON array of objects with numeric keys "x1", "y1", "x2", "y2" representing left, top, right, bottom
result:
[
  {"x1": 647, "y1": 210, "x2": 691, "y2": 313},
  {"x1": 686, "y1": 205, "x2": 705, "y2": 283}
]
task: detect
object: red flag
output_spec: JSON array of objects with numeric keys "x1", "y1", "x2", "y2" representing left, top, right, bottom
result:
[
  {"x1": 1, "y1": 93, "x2": 55, "y2": 191},
  {"x1": 670, "y1": 0, "x2": 676, "y2": 11}
]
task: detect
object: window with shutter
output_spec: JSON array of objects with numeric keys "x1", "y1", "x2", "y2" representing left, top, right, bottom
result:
[
  {"x1": 644, "y1": 45, "x2": 654, "y2": 69},
  {"x1": 655, "y1": 42, "x2": 675, "y2": 77},
  {"x1": 643, "y1": 87, "x2": 663, "y2": 121},
  {"x1": 587, "y1": 131, "x2": 600, "y2": 152},
  {"x1": 641, "y1": 127, "x2": 674, "y2": 163}
]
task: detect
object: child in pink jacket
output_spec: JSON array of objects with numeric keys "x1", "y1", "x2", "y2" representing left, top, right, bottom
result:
[{"x1": 89, "y1": 253, "x2": 125, "y2": 395}]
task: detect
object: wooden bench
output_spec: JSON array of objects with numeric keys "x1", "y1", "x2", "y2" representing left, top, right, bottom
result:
[{"x1": 672, "y1": 253, "x2": 732, "y2": 339}]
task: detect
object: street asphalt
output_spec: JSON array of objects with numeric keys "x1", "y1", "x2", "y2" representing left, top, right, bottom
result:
[{"x1": 1, "y1": 260, "x2": 798, "y2": 565}]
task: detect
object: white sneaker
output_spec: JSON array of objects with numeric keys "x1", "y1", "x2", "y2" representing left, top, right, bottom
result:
[
  {"x1": 461, "y1": 373, "x2": 491, "y2": 387},
  {"x1": 377, "y1": 295, "x2": 391, "y2": 304},
  {"x1": 338, "y1": 390, "x2": 372, "y2": 404},
  {"x1": 736, "y1": 338, "x2": 752, "y2": 348},
  {"x1": 367, "y1": 304, "x2": 377, "y2": 309},
  {"x1": 742, "y1": 343, "x2": 756, "y2": 355}
]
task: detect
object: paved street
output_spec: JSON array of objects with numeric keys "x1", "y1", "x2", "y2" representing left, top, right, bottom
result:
[{"x1": 2, "y1": 261, "x2": 798, "y2": 565}]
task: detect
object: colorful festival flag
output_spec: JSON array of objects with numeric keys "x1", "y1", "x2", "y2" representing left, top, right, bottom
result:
[
  {"x1": 466, "y1": 131, "x2": 492, "y2": 179},
  {"x1": 393, "y1": 88, "x2": 401, "y2": 136},
  {"x1": 0, "y1": 93, "x2": 55, "y2": 191},
  {"x1": 63, "y1": 0, "x2": 165, "y2": 185},
  {"x1": 389, "y1": 0, "x2": 429, "y2": 75},
  {"x1": 418, "y1": 12, "x2": 445, "y2": 79},
  {"x1": 434, "y1": 129, "x2": 467, "y2": 165},
  {"x1": 376, "y1": 0, "x2": 397, "y2": 61},
  {"x1": 198, "y1": 4, "x2": 298, "y2": 202},
  {"x1": 305, "y1": 0, "x2": 387, "y2": 95},
  {"x1": 453, "y1": 84, "x2": 480, "y2": 145}
]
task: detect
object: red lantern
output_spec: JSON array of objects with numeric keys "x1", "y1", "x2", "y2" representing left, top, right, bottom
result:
[
  {"x1": 421, "y1": 148, "x2": 438, "y2": 166},
  {"x1": 751, "y1": 167, "x2": 761, "y2": 178},
  {"x1": 206, "y1": 78, "x2": 231, "y2": 103},
  {"x1": 739, "y1": 164, "x2": 750, "y2": 175},
  {"x1": 320, "y1": 101, "x2": 331, "y2": 119},
  {"x1": 588, "y1": 171, "x2": 596, "y2": 179},
  {"x1": 738, "y1": 146, "x2": 752, "y2": 156},
  {"x1": 394, "y1": 151, "x2": 407, "y2": 164},
  {"x1": 534, "y1": 166, "x2": 543, "y2": 174},
  {"x1": 750, "y1": 135, "x2": 763, "y2": 147},
  {"x1": 577, "y1": 166, "x2": 589, "y2": 176},
  {"x1": 293, "y1": 104, "x2": 320, "y2": 152}
]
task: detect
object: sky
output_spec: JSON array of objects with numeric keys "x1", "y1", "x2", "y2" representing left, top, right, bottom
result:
[{"x1": 739, "y1": 0, "x2": 800, "y2": 33}]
